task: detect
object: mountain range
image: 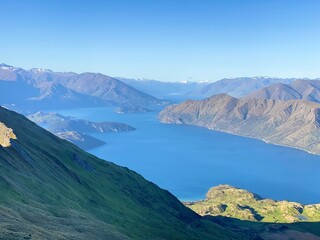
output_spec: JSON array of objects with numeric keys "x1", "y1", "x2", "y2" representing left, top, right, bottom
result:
[
  {"x1": 159, "y1": 94, "x2": 320, "y2": 154},
  {"x1": 0, "y1": 64, "x2": 166, "y2": 111},
  {"x1": 117, "y1": 78, "x2": 209, "y2": 101},
  {"x1": 246, "y1": 79, "x2": 320, "y2": 103},
  {"x1": 186, "y1": 77, "x2": 297, "y2": 98}
]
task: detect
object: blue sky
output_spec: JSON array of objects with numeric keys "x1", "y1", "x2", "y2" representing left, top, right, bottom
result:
[{"x1": 1, "y1": 0, "x2": 320, "y2": 82}]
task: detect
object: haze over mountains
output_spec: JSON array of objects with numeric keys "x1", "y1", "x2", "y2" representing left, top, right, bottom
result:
[
  {"x1": 117, "y1": 77, "x2": 209, "y2": 100},
  {"x1": 246, "y1": 79, "x2": 320, "y2": 103},
  {"x1": 159, "y1": 94, "x2": 320, "y2": 154},
  {"x1": 0, "y1": 64, "x2": 165, "y2": 111},
  {"x1": 27, "y1": 112, "x2": 135, "y2": 149},
  {"x1": 186, "y1": 77, "x2": 297, "y2": 98}
]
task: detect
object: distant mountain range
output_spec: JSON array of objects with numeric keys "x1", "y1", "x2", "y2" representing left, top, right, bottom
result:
[
  {"x1": 159, "y1": 94, "x2": 320, "y2": 154},
  {"x1": 0, "y1": 64, "x2": 166, "y2": 111},
  {"x1": 246, "y1": 79, "x2": 320, "y2": 103},
  {"x1": 117, "y1": 77, "x2": 209, "y2": 101},
  {"x1": 186, "y1": 77, "x2": 298, "y2": 98}
]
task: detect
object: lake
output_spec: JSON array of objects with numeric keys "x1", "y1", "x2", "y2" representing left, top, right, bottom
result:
[{"x1": 56, "y1": 107, "x2": 320, "y2": 204}]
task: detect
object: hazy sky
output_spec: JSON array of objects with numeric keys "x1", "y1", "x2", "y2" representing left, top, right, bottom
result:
[{"x1": 1, "y1": 0, "x2": 320, "y2": 82}]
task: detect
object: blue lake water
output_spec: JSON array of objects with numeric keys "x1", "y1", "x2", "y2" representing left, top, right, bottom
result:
[{"x1": 56, "y1": 107, "x2": 320, "y2": 204}]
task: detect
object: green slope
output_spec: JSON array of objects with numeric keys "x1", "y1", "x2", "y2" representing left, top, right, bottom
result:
[
  {"x1": 0, "y1": 107, "x2": 238, "y2": 240},
  {"x1": 186, "y1": 185, "x2": 320, "y2": 222}
]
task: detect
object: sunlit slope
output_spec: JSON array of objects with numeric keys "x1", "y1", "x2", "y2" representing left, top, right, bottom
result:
[{"x1": 0, "y1": 106, "x2": 237, "y2": 240}]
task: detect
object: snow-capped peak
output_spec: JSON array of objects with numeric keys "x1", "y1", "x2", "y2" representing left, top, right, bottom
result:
[
  {"x1": 29, "y1": 68, "x2": 53, "y2": 73},
  {"x1": 0, "y1": 63, "x2": 21, "y2": 71},
  {"x1": 0, "y1": 63, "x2": 14, "y2": 70}
]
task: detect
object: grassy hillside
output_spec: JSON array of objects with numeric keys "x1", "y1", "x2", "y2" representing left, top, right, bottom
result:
[
  {"x1": 0, "y1": 107, "x2": 239, "y2": 239},
  {"x1": 185, "y1": 185, "x2": 320, "y2": 223},
  {"x1": 1, "y1": 107, "x2": 320, "y2": 239}
]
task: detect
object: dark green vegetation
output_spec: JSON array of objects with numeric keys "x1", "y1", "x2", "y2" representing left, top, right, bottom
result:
[
  {"x1": 186, "y1": 185, "x2": 320, "y2": 223},
  {"x1": 0, "y1": 107, "x2": 241, "y2": 239}
]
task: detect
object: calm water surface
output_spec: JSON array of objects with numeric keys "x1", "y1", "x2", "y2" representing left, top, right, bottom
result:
[{"x1": 56, "y1": 107, "x2": 320, "y2": 204}]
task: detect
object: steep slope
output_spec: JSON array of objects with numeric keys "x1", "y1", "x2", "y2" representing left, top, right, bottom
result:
[
  {"x1": 247, "y1": 79, "x2": 320, "y2": 103},
  {"x1": 187, "y1": 77, "x2": 295, "y2": 98},
  {"x1": 0, "y1": 106, "x2": 239, "y2": 239},
  {"x1": 159, "y1": 94, "x2": 320, "y2": 154},
  {"x1": 186, "y1": 185, "x2": 320, "y2": 223}
]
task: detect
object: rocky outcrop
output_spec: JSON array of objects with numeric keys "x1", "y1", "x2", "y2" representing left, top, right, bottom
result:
[{"x1": 0, "y1": 122, "x2": 16, "y2": 147}]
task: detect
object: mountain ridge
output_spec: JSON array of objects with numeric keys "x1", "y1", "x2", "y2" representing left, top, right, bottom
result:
[
  {"x1": 159, "y1": 94, "x2": 320, "y2": 154},
  {"x1": 0, "y1": 64, "x2": 166, "y2": 110},
  {"x1": 246, "y1": 79, "x2": 320, "y2": 103}
]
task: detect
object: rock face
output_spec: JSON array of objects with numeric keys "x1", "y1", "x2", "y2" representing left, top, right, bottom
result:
[
  {"x1": 246, "y1": 80, "x2": 320, "y2": 103},
  {"x1": 0, "y1": 122, "x2": 16, "y2": 147},
  {"x1": 185, "y1": 185, "x2": 320, "y2": 223},
  {"x1": 159, "y1": 94, "x2": 320, "y2": 154}
]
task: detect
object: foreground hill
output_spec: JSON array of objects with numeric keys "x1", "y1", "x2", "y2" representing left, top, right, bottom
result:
[
  {"x1": 185, "y1": 185, "x2": 320, "y2": 223},
  {"x1": 0, "y1": 64, "x2": 165, "y2": 110},
  {"x1": 0, "y1": 106, "x2": 241, "y2": 239},
  {"x1": 246, "y1": 79, "x2": 320, "y2": 103},
  {"x1": 159, "y1": 94, "x2": 320, "y2": 154}
]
